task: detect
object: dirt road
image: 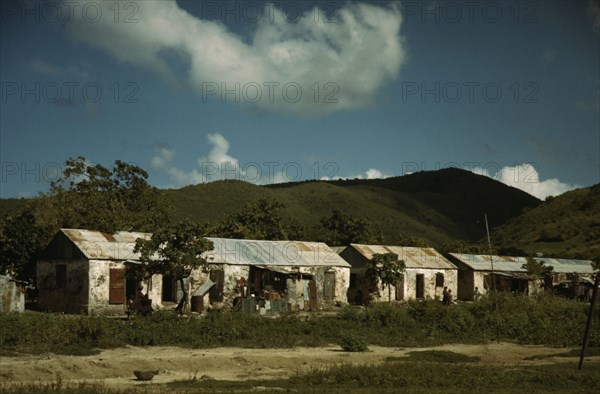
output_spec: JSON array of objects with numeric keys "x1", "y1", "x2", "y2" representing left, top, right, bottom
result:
[{"x1": 0, "y1": 343, "x2": 593, "y2": 389}]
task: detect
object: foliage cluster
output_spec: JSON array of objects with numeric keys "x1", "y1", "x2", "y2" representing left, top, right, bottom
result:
[{"x1": 1, "y1": 293, "x2": 598, "y2": 357}]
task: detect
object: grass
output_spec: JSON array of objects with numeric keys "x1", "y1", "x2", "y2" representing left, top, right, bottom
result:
[
  {"x1": 523, "y1": 347, "x2": 600, "y2": 360},
  {"x1": 5, "y1": 360, "x2": 596, "y2": 393},
  {"x1": 1, "y1": 293, "x2": 598, "y2": 356}
]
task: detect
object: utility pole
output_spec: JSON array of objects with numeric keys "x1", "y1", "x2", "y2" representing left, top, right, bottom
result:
[
  {"x1": 578, "y1": 271, "x2": 600, "y2": 370},
  {"x1": 485, "y1": 214, "x2": 500, "y2": 344}
]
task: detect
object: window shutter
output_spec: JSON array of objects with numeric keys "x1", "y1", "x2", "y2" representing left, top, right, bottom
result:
[{"x1": 109, "y1": 268, "x2": 126, "y2": 304}]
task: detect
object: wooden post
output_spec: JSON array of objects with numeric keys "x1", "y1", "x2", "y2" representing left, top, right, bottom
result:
[
  {"x1": 578, "y1": 271, "x2": 600, "y2": 370},
  {"x1": 485, "y1": 214, "x2": 500, "y2": 344}
]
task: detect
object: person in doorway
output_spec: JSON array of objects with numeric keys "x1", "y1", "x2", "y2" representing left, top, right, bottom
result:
[{"x1": 473, "y1": 286, "x2": 482, "y2": 301}]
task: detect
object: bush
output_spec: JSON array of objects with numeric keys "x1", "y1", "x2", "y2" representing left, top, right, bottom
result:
[{"x1": 339, "y1": 331, "x2": 369, "y2": 352}]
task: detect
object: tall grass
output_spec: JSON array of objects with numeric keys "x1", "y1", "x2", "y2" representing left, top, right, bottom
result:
[{"x1": 1, "y1": 293, "x2": 598, "y2": 355}]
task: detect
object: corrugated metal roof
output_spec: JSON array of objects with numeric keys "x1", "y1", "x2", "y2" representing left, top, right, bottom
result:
[
  {"x1": 533, "y1": 258, "x2": 595, "y2": 274},
  {"x1": 61, "y1": 229, "x2": 150, "y2": 261},
  {"x1": 449, "y1": 253, "x2": 596, "y2": 274},
  {"x1": 350, "y1": 244, "x2": 457, "y2": 269},
  {"x1": 204, "y1": 238, "x2": 351, "y2": 268},
  {"x1": 60, "y1": 230, "x2": 350, "y2": 268},
  {"x1": 449, "y1": 253, "x2": 528, "y2": 272}
]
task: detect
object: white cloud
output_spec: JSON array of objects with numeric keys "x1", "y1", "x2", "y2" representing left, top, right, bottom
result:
[
  {"x1": 150, "y1": 133, "x2": 244, "y2": 187},
  {"x1": 471, "y1": 164, "x2": 578, "y2": 199},
  {"x1": 321, "y1": 168, "x2": 390, "y2": 181},
  {"x1": 65, "y1": 1, "x2": 405, "y2": 116}
]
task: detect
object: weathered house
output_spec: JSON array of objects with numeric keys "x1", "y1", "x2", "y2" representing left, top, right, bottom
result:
[
  {"x1": 447, "y1": 254, "x2": 538, "y2": 300},
  {"x1": 535, "y1": 257, "x2": 596, "y2": 300},
  {"x1": 37, "y1": 229, "x2": 159, "y2": 314},
  {"x1": 37, "y1": 230, "x2": 351, "y2": 314},
  {"x1": 0, "y1": 275, "x2": 27, "y2": 313},
  {"x1": 340, "y1": 244, "x2": 458, "y2": 303},
  {"x1": 189, "y1": 238, "x2": 351, "y2": 312}
]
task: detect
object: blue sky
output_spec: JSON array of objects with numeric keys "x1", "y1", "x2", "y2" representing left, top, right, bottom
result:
[{"x1": 1, "y1": 0, "x2": 599, "y2": 199}]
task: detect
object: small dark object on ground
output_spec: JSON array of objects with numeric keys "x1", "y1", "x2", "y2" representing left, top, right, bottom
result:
[{"x1": 134, "y1": 370, "x2": 159, "y2": 381}]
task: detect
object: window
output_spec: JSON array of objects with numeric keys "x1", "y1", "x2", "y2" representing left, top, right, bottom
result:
[
  {"x1": 435, "y1": 272, "x2": 444, "y2": 287},
  {"x1": 56, "y1": 265, "x2": 66, "y2": 289}
]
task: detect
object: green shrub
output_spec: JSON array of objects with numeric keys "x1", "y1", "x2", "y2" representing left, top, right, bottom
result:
[{"x1": 339, "y1": 331, "x2": 369, "y2": 352}]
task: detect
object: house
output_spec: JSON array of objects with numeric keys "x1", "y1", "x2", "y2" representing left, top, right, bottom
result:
[
  {"x1": 534, "y1": 257, "x2": 596, "y2": 300},
  {"x1": 448, "y1": 254, "x2": 597, "y2": 301},
  {"x1": 340, "y1": 244, "x2": 458, "y2": 303},
  {"x1": 37, "y1": 229, "x2": 351, "y2": 314},
  {"x1": 447, "y1": 254, "x2": 538, "y2": 300},
  {"x1": 37, "y1": 229, "x2": 158, "y2": 314},
  {"x1": 189, "y1": 238, "x2": 351, "y2": 312},
  {"x1": 0, "y1": 275, "x2": 27, "y2": 313}
]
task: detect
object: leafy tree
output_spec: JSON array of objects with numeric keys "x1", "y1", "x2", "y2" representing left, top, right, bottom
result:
[
  {"x1": 320, "y1": 210, "x2": 381, "y2": 246},
  {"x1": 398, "y1": 234, "x2": 429, "y2": 247},
  {"x1": 213, "y1": 198, "x2": 290, "y2": 240},
  {"x1": 441, "y1": 240, "x2": 490, "y2": 255},
  {"x1": 134, "y1": 220, "x2": 214, "y2": 313},
  {"x1": 522, "y1": 257, "x2": 554, "y2": 279},
  {"x1": 45, "y1": 156, "x2": 170, "y2": 232},
  {"x1": 0, "y1": 211, "x2": 47, "y2": 282},
  {"x1": 0, "y1": 157, "x2": 171, "y2": 282},
  {"x1": 365, "y1": 252, "x2": 405, "y2": 302}
]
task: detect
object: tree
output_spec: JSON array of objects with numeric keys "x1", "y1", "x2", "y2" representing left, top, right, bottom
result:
[
  {"x1": 0, "y1": 211, "x2": 47, "y2": 282},
  {"x1": 397, "y1": 234, "x2": 429, "y2": 247},
  {"x1": 134, "y1": 220, "x2": 214, "y2": 313},
  {"x1": 320, "y1": 210, "x2": 381, "y2": 246},
  {"x1": 0, "y1": 157, "x2": 171, "y2": 283},
  {"x1": 522, "y1": 256, "x2": 554, "y2": 279},
  {"x1": 365, "y1": 252, "x2": 405, "y2": 303},
  {"x1": 45, "y1": 156, "x2": 170, "y2": 232},
  {"x1": 213, "y1": 199, "x2": 290, "y2": 240}
]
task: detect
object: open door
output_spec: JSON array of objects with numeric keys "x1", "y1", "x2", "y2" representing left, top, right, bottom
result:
[{"x1": 416, "y1": 274, "x2": 424, "y2": 299}]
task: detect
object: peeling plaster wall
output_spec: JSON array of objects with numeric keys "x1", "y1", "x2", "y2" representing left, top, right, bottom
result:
[
  {"x1": 88, "y1": 260, "x2": 162, "y2": 315},
  {"x1": 0, "y1": 276, "x2": 25, "y2": 313},
  {"x1": 88, "y1": 260, "x2": 127, "y2": 315},
  {"x1": 37, "y1": 260, "x2": 89, "y2": 314},
  {"x1": 185, "y1": 264, "x2": 349, "y2": 310},
  {"x1": 356, "y1": 268, "x2": 458, "y2": 303}
]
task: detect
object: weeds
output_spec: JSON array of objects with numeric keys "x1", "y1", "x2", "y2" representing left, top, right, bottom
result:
[{"x1": 1, "y1": 293, "x2": 598, "y2": 356}]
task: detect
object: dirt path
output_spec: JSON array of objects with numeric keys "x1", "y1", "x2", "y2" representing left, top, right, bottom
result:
[{"x1": 0, "y1": 343, "x2": 593, "y2": 389}]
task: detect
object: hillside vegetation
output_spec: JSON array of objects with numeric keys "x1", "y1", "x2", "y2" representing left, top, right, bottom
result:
[
  {"x1": 492, "y1": 184, "x2": 600, "y2": 259},
  {"x1": 11, "y1": 167, "x2": 599, "y2": 253},
  {"x1": 164, "y1": 168, "x2": 540, "y2": 246}
]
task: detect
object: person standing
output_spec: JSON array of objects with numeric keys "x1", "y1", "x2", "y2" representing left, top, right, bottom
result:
[
  {"x1": 442, "y1": 286, "x2": 449, "y2": 305},
  {"x1": 473, "y1": 286, "x2": 482, "y2": 301}
]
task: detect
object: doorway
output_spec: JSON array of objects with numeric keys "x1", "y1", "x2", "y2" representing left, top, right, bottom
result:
[{"x1": 416, "y1": 274, "x2": 424, "y2": 299}]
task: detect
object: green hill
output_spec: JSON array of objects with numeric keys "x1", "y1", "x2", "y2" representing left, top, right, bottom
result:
[
  {"x1": 0, "y1": 168, "x2": 542, "y2": 248},
  {"x1": 165, "y1": 168, "x2": 541, "y2": 246},
  {"x1": 492, "y1": 184, "x2": 600, "y2": 259}
]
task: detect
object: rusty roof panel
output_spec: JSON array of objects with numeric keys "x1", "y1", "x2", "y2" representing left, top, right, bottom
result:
[
  {"x1": 449, "y1": 253, "x2": 528, "y2": 272},
  {"x1": 350, "y1": 244, "x2": 457, "y2": 269},
  {"x1": 450, "y1": 254, "x2": 595, "y2": 273},
  {"x1": 61, "y1": 229, "x2": 151, "y2": 261},
  {"x1": 205, "y1": 238, "x2": 351, "y2": 268}
]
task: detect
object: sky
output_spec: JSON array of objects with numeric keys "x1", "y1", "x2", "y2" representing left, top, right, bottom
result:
[{"x1": 1, "y1": 0, "x2": 599, "y2": 200}]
